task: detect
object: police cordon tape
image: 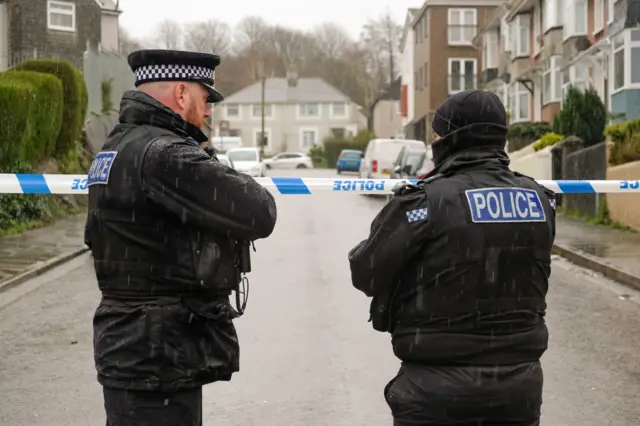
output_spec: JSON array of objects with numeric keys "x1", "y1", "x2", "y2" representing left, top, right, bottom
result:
[{"x1": 0, "y1": 174, "x2": 639, "y2": 195}]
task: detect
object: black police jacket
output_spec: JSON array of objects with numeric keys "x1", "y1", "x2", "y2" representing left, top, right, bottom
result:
[
  {"x1": 349, "y1": 138, "x2": 556, "y2": 367},
  {"x1": 84, "y1": 90, "x2": 277, "y2": 391}
]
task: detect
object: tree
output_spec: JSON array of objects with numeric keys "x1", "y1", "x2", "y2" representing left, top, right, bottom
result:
[
  {"x1": 184, "y1": 19, "x2": 232, "y2": 54},
  {"x1": 155, "y1": 19, "x2": 182, "y2": 49},
  {"x1": 119, "y1": 26, "x2": 143, "y2": 55}
]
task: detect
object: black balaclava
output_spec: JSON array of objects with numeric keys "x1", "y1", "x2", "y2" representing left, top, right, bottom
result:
[{"x1": 430, "y1": 90, "x2": 508, "y2": 166}]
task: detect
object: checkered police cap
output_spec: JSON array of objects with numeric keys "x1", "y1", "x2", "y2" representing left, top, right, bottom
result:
[{"x1": 128, "y1": 49, "x2": 224, "y2": 103}]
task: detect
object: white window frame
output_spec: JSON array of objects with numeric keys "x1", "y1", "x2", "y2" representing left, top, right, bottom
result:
[
  {"x1": 543, "y1": 0, "x2": 563, "y2": 32},
  {"x1": 298, "y1": 127, "x2": 319, "y2": 150},
  {"x1": 607, "y1": 0, "x2": 615, "y2": 25},
  {"x1": 251, "y1": 103, "x2": 274, "y2": 120},
  {"x1": 611, "y1": 29, "x2": 640, "y2": 95},
  {"x1": 330, "y1": 102, "x2": 348, "y2": 118},
  {"x1": 594, "y1": 0, "x2": 605, "y2": 34},
  {"x1": 253, "y1": 127, "x2": 272, "y2": 149},
  {"x1": 447, "y1": 8, "x2": 477, "y2": 46},
  {"x1": 542, "y1": 56, "x2": 563, "y2": 105},
  {"x1": 563, "y1": 0, "x2": 588, "y2": 40},
  {"x1": 297, "y1": 103, "x2": 320, "y2": 119},
  {"x1": 508, "y1": 82, "x2": 531, "y2": 123},
  {"x1": 482, "y1": 31, "x2": 499, "y2": 69},
  {"x1": 47, "y1": 0, "x2": 76, "y2": 32},
  {"x1": 561, "y1": 65, "x2": 589, "y2": 102},
  {"x1": 224, "y1": 103, "x2": 241, "y2": 119},
  {"x1": 533, "y1": 6, "x2": 541, "y2": 55},
  {"x1": 447, "y1": 58, "x2": 477, "y2": 94},
  {"x1": 510, "y1": 14, "x2": 530, "y2": 58},
  {"x1": 500, "y1": 18, "x2": 511, "y2": 53}
]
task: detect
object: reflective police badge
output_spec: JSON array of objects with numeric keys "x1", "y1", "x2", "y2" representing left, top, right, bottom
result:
[
  {"x1": 465, "y1": 187, "x2": 546, "y2": 223},
  {"x1": 87, "y1": 151, "x2": 118, "y2": 187},
  {"x1": 406, "y1": 207, "x2": 428, "y2": 223}
]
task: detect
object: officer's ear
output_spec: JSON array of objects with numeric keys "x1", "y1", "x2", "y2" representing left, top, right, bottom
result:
[{"x1": 175, "y1": 83, "x2": 189, "y2": 109}]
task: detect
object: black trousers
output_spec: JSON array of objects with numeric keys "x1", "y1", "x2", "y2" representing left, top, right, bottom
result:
[
  {"x1": 384, "y1": 362, "x2": 543, "y2": 426},
  {"x1": 103, "y1": 386, "x2": 203, "y2": 426}
]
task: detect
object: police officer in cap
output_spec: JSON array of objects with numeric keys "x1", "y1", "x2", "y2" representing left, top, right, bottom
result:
[
  {"x1": 348, "y1": 90, "x2": 555, "y2": 425},
  {"x1": 84, "y1": 49, "x2": 277, "y2": 425}
]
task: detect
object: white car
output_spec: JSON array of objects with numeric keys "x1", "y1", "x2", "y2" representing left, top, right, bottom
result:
[
  {"x1": 225, "y1": 147, "x2": 266, "y2": 177},
  {"x1": 263, "y1": 152, "x2": 314, "y2": 170},
  {"x1": 216, "y1": 154, "x2": 235, "y2": 169}
]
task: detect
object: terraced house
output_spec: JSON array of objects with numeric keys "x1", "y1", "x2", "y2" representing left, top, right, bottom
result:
[
  {"x1": 475, "y1": 0, "x2": 640, "y2": 123},
  {"x1": 409, "y1": 0, "x2": 502, "y2": 142}
]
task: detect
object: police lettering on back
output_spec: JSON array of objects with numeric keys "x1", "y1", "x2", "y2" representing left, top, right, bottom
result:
[
  {"x1": 466, "y1": 187, "x2": 546, "y2": 223},
  {"x1": 87, "y1": 151, "x2": 118, "y2": 187}
]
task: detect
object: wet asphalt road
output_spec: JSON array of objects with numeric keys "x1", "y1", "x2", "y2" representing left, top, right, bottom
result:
[{"x1": 0, "y1": 169, "x2": 639, "y2": 426}]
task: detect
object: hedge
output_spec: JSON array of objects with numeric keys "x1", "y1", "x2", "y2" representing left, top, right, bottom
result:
[
  {"x1": 506, "y1": 122, "x2": 552, "y2": 152},
  {"x1": 0, "y1": 79, "x2": 30, "y2": 170},
  {"x1": 604, "y1": 118, "x2": 640, "y2": 166},
  {"x1": 11, "y1": 59, "x2": 88, "y2": 157},
  {"x1": 532, "y1": 132, "x2": 565, "y2": 151},
  {"x1": 0, "y1": 71, "x2": 64, "y2": 167}
]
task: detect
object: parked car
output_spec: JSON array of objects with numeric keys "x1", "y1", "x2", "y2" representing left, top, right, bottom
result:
[
  {"x1": 225, "y1": 147, "x2": 266, "y2": 177},
  {"x1": 359, "y1": 138, "x2": 425, "y2": 179},
  {"x1": 416, "y1": 148, "x2": 435, "y2": 179},
  {"x1": 336, "y1": 149, "x2": 363, "y2": 174},
  {"x1": 216, "y1": 154, "x2": 235, "y2": 169},
  {"x1": 263, "y1": 152, "x2": 313, "y2": 169},
  {"x1": 391, "y1": 146, "x2": 427, "y2": 179}
]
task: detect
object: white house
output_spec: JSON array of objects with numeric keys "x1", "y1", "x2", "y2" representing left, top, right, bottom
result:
[{"x1": 399, "y1": 8, "x2": 420, "y2": 138}]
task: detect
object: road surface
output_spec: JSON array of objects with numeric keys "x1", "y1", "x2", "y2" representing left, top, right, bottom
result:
[{"x1": 0, "y1": 169, "x2": 639, "y2": 425}]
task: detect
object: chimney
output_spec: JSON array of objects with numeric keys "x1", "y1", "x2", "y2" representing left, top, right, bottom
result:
[{"x1": 286, "y1": 70, "x2": 298, "y2": 87}]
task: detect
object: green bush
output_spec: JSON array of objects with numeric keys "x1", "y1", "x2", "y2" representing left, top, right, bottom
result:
[
  {"x1": 11, "y1": 59, "x2": 88, "y2": 157},
  {"x1": 553, "y1": 86, "x2": 607, "y2": 147},
  {"x1": 507, "y1": 122, "x2": 552, "y2": 152},
  {"x1": 533, "y1": 132, "x2": 565, "y2": 151},
  {"x1": 101, "y1": 78, "x2": 114, "y2": 114},
  {"x1": 0, "y1": 78, "x2": 31, "y2": 169},
  {"x1": 0, "y1": 162, "x2": 48, "y2": 232},
  {"x1": 604, "y1": 118, "x2": 640, "y2": 165},
  {"x1": 1, "y1": 70, "x2": 64, "y2": 166}
]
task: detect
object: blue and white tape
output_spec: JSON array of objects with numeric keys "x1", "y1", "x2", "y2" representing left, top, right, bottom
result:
[{"x1": 0, "y1": 174, "x2": 638, "y2": 195}]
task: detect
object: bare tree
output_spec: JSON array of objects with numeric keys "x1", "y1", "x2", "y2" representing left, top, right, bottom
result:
[
  {"x1": 119, "y1": 26, "x2": 143, "y2": 55},
  {"x1": 183, "y1": 19, "x2": 232, "y2": 54},
  {"x1": 154, "y1": 19, "x2": 182, "y2": 49},
  {"x1": 312, "y1": 22, "x2": 352, "y2": 59}
]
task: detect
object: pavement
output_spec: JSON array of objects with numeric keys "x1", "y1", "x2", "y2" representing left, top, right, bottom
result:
[{"x1": 0, "y1": 169, "x2": 639, "y2": 425}]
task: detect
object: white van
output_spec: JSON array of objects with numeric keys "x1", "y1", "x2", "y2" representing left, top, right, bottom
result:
[
  {"x1": 359, "y1": 138, "x2": 426, "y2": 179},
  {"x1": 226, "y1": 147, "x2": 266, "y2": 177}
]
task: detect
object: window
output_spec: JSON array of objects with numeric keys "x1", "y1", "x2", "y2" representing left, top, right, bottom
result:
[
  {"x1": 299, "y1": 128, "x2": 318, "y2": 149},
  {"x1": 482, "y1": 31, "x2": 499, "y2": 69},
  {"x1": 594, "y1": 0, "x2": 604, "y2": 33},
  {"x1": 331, "y1": 102, "x2": 347, "y2": 118},
  {"x1": 253, "y1": 129, "x2": 271, "y2": 148},
  {"x1": 611, "y1": 29, "x2": 640, "y2": 93},
  {"x1": 448, "y1": 58, "x2": 477, "y2": 93},
  {"x1": 533, "y1": 6, "x2": 541, "y2": 55},
  {"x1": 543, "y1": 0, "x2": 563, "y2": 32},
  {"x1": 508, "y1": 83, "x2": 530, "y2": 122},
  {"x1": 542, "y1": 56, "x2": 562, "y2": 104},
  {"x1": 562, "y1": 65, "x2": 589, "y2": 101},
  {"x1": 251, "y1": 104, "x2": 273, "y2": 118},
  {"x1": 607, "y1": 0, "x2": 614, "y2": 24},
  {"x1": 564, "y1": 0, "x2": 588, "y2": 39},
  {"x1": 500, "y1": 18, "x2": 511, "y2": 52},
  {"x1": 298, "y1": 103, "x2": 319, "y2": 117},
  {"x1": 448, "y1": 8, "x2": 477, "y2": 45},
  {"x1": 47, "y1": 1, "x2": 75, "y2": 32},
  {"x1": 225, "y1": 103, "x2": 240, "y2": 118},
  {"x1": 423, "y1": 63, "x2": 428, "y2": 86},
  {"x1": 422, "y1": 15, "x2": 427, "y2": 38},
  {"x1": 510, "y1": 15, "x2": 530, "y2": 57},
  {"x1": 330, "y1": 127, "x2": 346, "y2": 138},
  {"x1": 497, "y1": 85, "x2": 508, "y2": 107}
]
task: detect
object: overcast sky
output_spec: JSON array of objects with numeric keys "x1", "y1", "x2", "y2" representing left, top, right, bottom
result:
[{"x1": 117, "y1": 0, "x2": 421, "y2": 41}]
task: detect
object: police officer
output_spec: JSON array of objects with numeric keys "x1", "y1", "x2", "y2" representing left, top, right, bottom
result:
[
  {"x1": 348, "y1": 90, "x2": 555, "y2": 426},
  {"x1": 84, "y1": 49, "x2": 277, "y2": 425}
]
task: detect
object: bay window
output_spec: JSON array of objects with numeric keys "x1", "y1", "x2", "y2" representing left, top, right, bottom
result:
[
  {"x1": 561, "y1": 65, "x2": 589, "y2": 101},
  {"x1": 564, "y1": 0, "x2": 588, "y2": 39},
  {"x1": 533, "y1": 6, "x2": 541, "y2": 55},
  {"x1": 510, "y1": 14, "x2": 530, "y2": 57},
  {"x1": 542, "y1": 56, "x2": 563, "y2": 104},
  {"x1": 482, "y1": 31, "x2": 499, "y2": 69},
  {"x1": 508, "y1": 82, "x2": 531, "y2": 122},
  {"x1": 543, "y1": 0, "x2": 563, "y2": 32},
  {"x1": 611, "y1": 29, "x2": 640, "y2": 93},
  {"x1": 448, "y1": 58, "x2": 477, "y2": 93}
]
